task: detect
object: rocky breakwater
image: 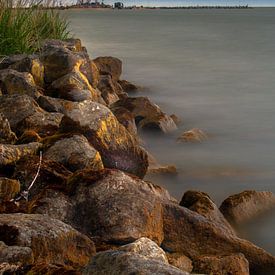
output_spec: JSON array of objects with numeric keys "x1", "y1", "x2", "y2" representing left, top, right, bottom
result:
[{"x1": 0, "y1": 38, "x2": 275, "y2": 274}]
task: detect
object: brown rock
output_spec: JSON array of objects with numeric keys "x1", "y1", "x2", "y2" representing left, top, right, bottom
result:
[
  {"x1": 166, "y1": 253, "x2": 193, "y2": 273},
  {"x1": 58, "y1": 100, "x2": 148, "y2": 178},
  {"x1": 0, "y1": 142, "x2": 41, "y2": 167},
  {"x1": 44, "y1": 135, "x2": 104, "y2": 172},
  {"x1": 111, "y1": 97, "x2": 177, "y2": 134},
  {"x1": 220, "y1": 190, "x2": 275, "y2": 225},
  {"x1": 27, "y1": 263, "x2": 81, "y2": 274},
  {"x1": 0, "y1": 178, "x2": 20, "y2": 202},
  {"x1": 0, "y1": 113, "x2": 17, "y2": 144},
  {"x1": 97, "y1": 75, "x2": 120, "y2": 105},
  {"x1": 0, "y1": 69, "x2": 41, "y2": 99},
  {"x1": 43, "y1": 38, "x2": 83, "y2": 53},
  {"x1": 32, "y1": 169, "x2": 176, "y2": 247},
  {"x1": 192, "y1": 254, "x2": 249, "y2": 275},
  {"x1": 161, "y1": 203, "x2": 275, "y2": 275},
  {"x1": 17, "y1": 130, "x2": 41, "y2": 144},
  {"x1": 0, "y1": 213, "x2": 96, "y2": 268},
  {"x1": 0, "y1": 95, "x2": 63, "y2": 137},
  {"x1": 177, "y1": 128, "x2": 208, "y2": 143},
  {"x1": 180, "y1": 190, "x2": 236, "y2": 236},
  {"x1": 118, "y1": 79, "x2": 139, "y2": 93},
  {"x1": 93, "y1": 56, "x2": 122, "y2": 81},
  {"x1": 0, "y1": 54, "x2": 28, "y2": 70}
]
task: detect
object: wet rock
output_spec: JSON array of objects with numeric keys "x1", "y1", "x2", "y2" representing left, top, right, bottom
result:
[
  {"x1": 180, "y1": 190, "x2": 236, "y2": 236},
  {"x1": 0, "y1": 178, "x2": 20, "y2": 202},
  {"x1": 83, "y1": 250, "x2": 190, "y2": 275},
  {"x1": 0, "y1": 95, "x2": 63, "y2": 137},
  {"x1": 58, "y1": 100, "x2": 148, "y2": 178},
  {"x1": 192, "y1": 254, "x2": 249, "y2": 275},
  {"x1": 0, "y1": 241, "x2": 34, "y2": 266},
  {"x1": 111, "y1": 97, "x2": 177, "y2": 134},
  {"x1": 161, "y1": 203, "x2": 275, "y2": 275},
  {"x1": 220, "y1": 190, "x2": 275, "y2": 226},
  {"x1": 44, "y1": 135, "x2": 104, "y2": 172},
  {"x1": 166, "y1": 253, "x2": 193, "y2": 273},
  {"x1": 97, "y1": 75, "x2": 120, "y2": 105},
  {"x1": 49, "y1": 71, "x2": 100, "y2": 102},
  {"x1": 118, "y1": 79, "x2": 139, "y2": 93},
  {"x1": 32, "y1": 169, "x2": 176, "y2": 247},
  {"x1": 0, "y1": 113, "x2": 17, "y2": 144},
  {"x1": 93, "y1": 56, "x2": 122, "y2": 81},
  {"x1": 13, "y1": 156, "x2": 72, "y2": 199},
  {"x1": 9, "y1": 54, "x2": 45, "y2": 87},
  {"x1": 0, "y1": 69, "x2": 41, "y2": 98},
  {"x1": 118, "y1": 237, "x2": 168, "y2": 263},
  {"x1": 0, "y1": 142, "x2": 41, "y2": 167},
  {"x1": 177, "y1": 128, "x2": 207, "y2": 143},
  {"x1": 0, "y1": 213, "x2": 96, "y2": 268}
]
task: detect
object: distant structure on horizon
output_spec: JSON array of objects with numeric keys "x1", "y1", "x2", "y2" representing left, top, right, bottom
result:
[
  {"x1": 73, "y1": 0, "x2": 111, "y2": 8},
  {"x1": 114, "y1": 2, "x2": 124, "y2": 9}
]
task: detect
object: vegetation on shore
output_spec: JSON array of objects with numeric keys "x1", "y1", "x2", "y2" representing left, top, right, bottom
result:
[{"x1": 0, "y1": 0, "x2": 70, "y2": 56}]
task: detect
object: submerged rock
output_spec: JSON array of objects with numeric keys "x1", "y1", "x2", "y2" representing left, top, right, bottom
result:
[
  {"x1": 44, "y1": 135, "x2": 104, "y2": 172},
  {"x1": 0, "y1": 213, "x2": 96, "y2": 268},
  {"x1": 220, "y1": 190, "x2": 275, "y2": 226},
  {"x1": 192, "y1": 254, "x2": 249, "y2": 275},
  {"x1": 177, "y1": 128, "x2": 208, "y2": 143}
]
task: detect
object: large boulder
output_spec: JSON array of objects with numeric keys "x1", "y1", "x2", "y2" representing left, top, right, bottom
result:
[
  {"x1": 161, "y1": 203, "x2": 275, "y2": 275},
  {"x1": 111, "y1": 97, "x2": 177, "y2": 134},
  {"x1": 93, "y1": 56, "x2": 122, "y2": 81},
  {"x1": 0, "y1": 113, "x2": 17, "y2": 144},
  {"x1": 83, "y1": 250, "x2": 190, "y2": 275},
  {"x1": 192, "y1": 254, "x2": 249, "y2": 275},
  {"x1": 44, "y1": 135, "x2": 104, "y2": 172},
  {"x1": 32, "y1": 169, "x2": 176, "y2": 247},
  {"x1": 0, "y1": 214, "x2": 96, "y2": 268},
  {"x1": 0, "y1": 69, "x2": 41, "y2": 99},
  {"x1": 220, "y1": 190, "x2": 275, "y2": 226},
  {"x1": 0, "y1": 178, "x2": 20, "y2": 202},
  {"x1": 0, "y1": 142, "x2": 41, "y2": 167},
  {"x1": 0, "y1": 94, "x2": 63, "y2": 137},
  {"x1": 58, "y1": 99, "x2": 148, "y2": 178},
  {"x1": 180, "y1": 190, "x2": 235, "y2": 236}
]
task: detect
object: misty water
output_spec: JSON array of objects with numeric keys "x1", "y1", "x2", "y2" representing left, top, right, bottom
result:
[{"x1": 67, "y1": 8, "x2": 275, "y2": 254}]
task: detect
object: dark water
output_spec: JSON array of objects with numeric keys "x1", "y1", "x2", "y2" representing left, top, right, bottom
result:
[{"x1": 67, "y1": 8, "x2": 275, "y2": 254}]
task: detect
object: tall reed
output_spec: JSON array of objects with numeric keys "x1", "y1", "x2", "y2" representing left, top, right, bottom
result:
[{"x1": 0, "y1": 0, "x2": 70, "y2": 56}]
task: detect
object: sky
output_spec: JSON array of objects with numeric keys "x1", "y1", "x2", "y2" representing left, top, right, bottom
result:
[{"x1": 66, "y1": 0, "x2": 275, "y2": 6}]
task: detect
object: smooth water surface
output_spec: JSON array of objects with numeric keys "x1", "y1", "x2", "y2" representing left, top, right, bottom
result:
[{"x1": 67, "y1": 8, "x2": 275, "y2": 254}]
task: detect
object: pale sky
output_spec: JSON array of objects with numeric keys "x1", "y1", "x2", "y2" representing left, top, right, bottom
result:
[{"x1": 64, "y1": 0, "x2": 275, "y2": 6}]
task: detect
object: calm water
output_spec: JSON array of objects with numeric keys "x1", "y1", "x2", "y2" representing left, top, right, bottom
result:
[{"x1": 67, "y1": 8, "x2": 275, "y2": 254}]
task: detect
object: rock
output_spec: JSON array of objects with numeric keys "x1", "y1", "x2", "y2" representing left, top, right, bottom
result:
[
  {"x1": 166, "y1": 253, "x2": 193, "y2": 273},
  {"x1": 0, "y1": 69, "x2": 41, "y2": 98},
  {"x1": 9, "y1": 54, "x2": 45, "y2": 87},
  {"x1": 0, "y1": 142, "x2": 41, "y2": 167},
  {"x1": 44, "y1": 135, "x2": 104, "y2": 172},
  {"x1": 90, "y1": 60, "x2": 100, "y2": 88},
  {"x1": 147, "y1": 152, "x2": 177, "y2": 176},
  {"x1": 0, "y1": 113, "x2": 17, "y2": 144},
  {"x1": 111, "y1": 106, "x2": 138, "y2": 136},
  {"x1": 27, "y1": 263, "x2": 81, "y2": 274},
  {"x1": 170, "y1": 114, "x2": 181, "y2": 126},
  {"x1": 161, "y1": 203, "x2": 275, "y2": 275},
  {"x1": 180, "y1": 190, "x2": 236, "y2": 236},
  {"x1": 0, "y1": 241, "x2": 34, "y2": 266},
  {"x1": 0, "y1": 95, "x2": 63, "y2": 137},
  {"x1": 0, "y1": 262, "x2": 22, "y2": 274},
  {"x1": 0, "y1": 213, "x2": 96, "y2": 268},
  {"x1": 111, "y1": 97, "x2": 177, "y2": 134},
  {"x1": 43, "y1": 38, "x2": 83, "y2": 53},
  {"x1": 58, "y1": 100, "x2": 148, "y2": 178},
  {"x1": 32, "y1": 169, "x2": 176, "y2": 247},
  {"x1": 118, "y1": 79, "x2": 139, "y2": 93},
  {"x1": 0, "y1": 178, "x2": 20, "y2": 202},
  {"x1": 118, "y1": 237, "x2": 168, "y2": 263},
  {"x1": 192, "y1": 254, "x2": 249, "y2": 275},
  {"x1": 97, "y1": 75, "x2": 120, "y2": 105},
  {"x1": 49, "y1": 71, "x2": 100, "y2": 102},
  {"x1": 220, "y1": 190, "x2": 275, "y2": 226},
  {"x1": 17, "y1": 130, "x2": 41, "y2": 144},
  {"x1": 177, "y1": 128, "x2": 207, "y2": 143},
  {"x1": 83, "y1": 250, "x2": 190, "y2": 275},
  {"x1": 0, "y1": 54, "x2": 28, "y2": 70},
  {"x1": 93, "y1": 56, "x2": 122, "y2": 81},
  {"x1": 13, "y1": 156, "x2": 72, "y2": 199}
]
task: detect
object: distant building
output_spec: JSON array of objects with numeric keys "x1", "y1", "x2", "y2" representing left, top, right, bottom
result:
[{"x1": 114, "y1": 2, "x2": 124, "y2": 9}]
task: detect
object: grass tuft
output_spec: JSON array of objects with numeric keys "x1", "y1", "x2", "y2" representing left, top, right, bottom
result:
[{"x1": 0, "y1": 0, "x2": 71, "y2": 56}]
